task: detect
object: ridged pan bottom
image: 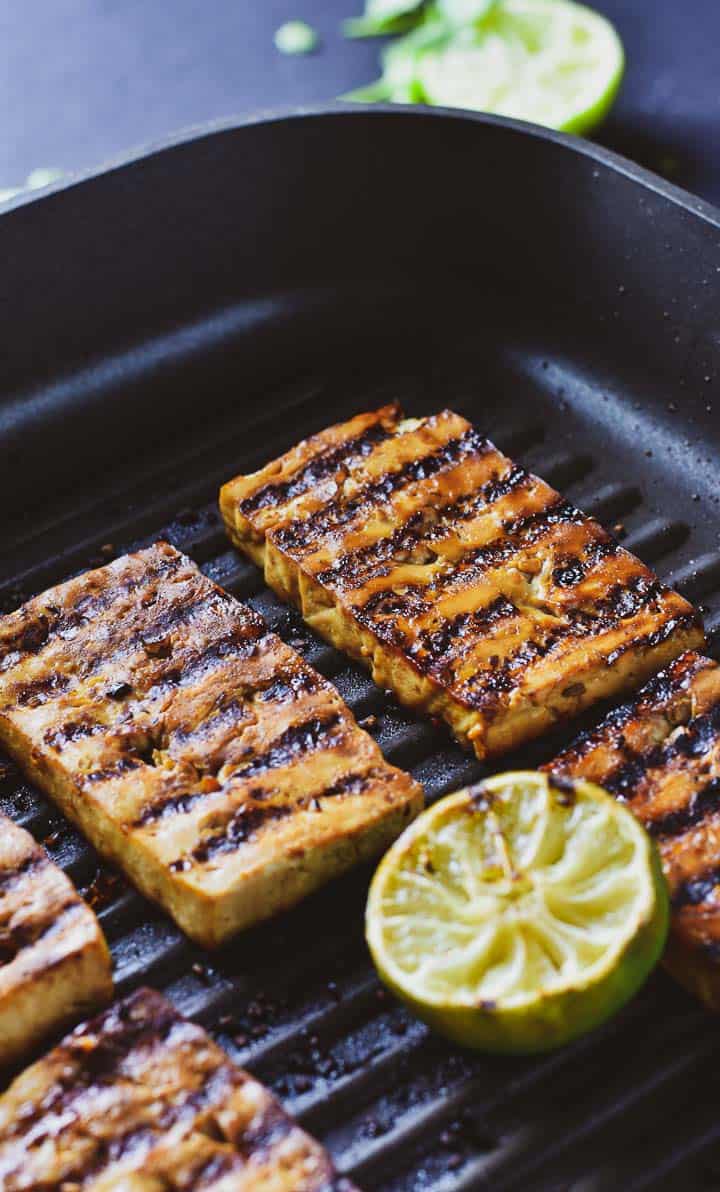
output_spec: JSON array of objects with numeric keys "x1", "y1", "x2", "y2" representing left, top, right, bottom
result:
[{"x1": 2, "y1": 367, "x2": 720, "y2": 1191}]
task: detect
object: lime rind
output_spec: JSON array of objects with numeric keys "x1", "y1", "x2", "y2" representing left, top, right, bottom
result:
[{"x1": 367, "y1": 772, "x2": 668, "y2": 1053}]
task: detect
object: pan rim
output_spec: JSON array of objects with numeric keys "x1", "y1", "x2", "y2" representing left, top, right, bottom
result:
[{"x1": 1, "y1": 101, "x2": 718, "y2": 232}]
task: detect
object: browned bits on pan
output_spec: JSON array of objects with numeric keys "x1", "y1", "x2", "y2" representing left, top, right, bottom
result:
[{"x1": 82, "y1": 866, "x2": 126, "y2": 911}]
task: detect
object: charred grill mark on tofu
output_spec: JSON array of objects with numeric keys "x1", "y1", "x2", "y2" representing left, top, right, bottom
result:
[
  {"x1": 602, "y1": 610, "x2": 704, "y2": 668},
  {"x1": 134, "y1": 675, "x2": 332, "y2": 827},
  {"x1": 0, "y1": 543, "x2": 421, "y2": 946},
  {"x1": 476, "y1": 462, "x2": 531, "y2": 506},
  {"x1": 230, "y1": 713, "x2": 345, "y2": 781},
  {"x1": 152, "y1": 625, "x2": 265, "y2": 694},
  {"x1": 547, "y1": 651, "x2": 720, "y2": 1009},
  {"x1": 0, "y1": 550, "x2": 186, "y2": 671},
  {"x1": 0, "y1": 989, "x2": 350, "y2": 1190},
  {"x1": 167, "y1": 714, "x2": 348, "y2": 864},
  {"x1": 345, "y1": 498, "x2": 584, "y2": 626},
  {"x1": 255, "y1": 667, "x2": 320, "y2": 703},
  {"x1": 314, "y1": 462, "x2": 533, "y2": 594},
  {"x1": 5, "y1": 580, "x2": 244, "y2": 710},
  {"x1": 223, "y1": 405, "x2": 702, "y2": 760},
  {"x1": 273, "y1": 428, "x2": 491, "y2": 555},
  {"x1": 598, "y1": 701, "x2": 720, "y2": 801},
  {"x1": 550, "y1": 652, "x2": 716, "y2": 770},
  {"x1": 343, "y1": 495, "x2": 601, "y2": 618},
  {"x1": 314, "y1": 766, "x2": 383, "y2": 800},
  {"x1": 408, "y1": 597, "x2": 518, "y2": 668},
  {"x1": 239, "y1": 419, "x2": 397, "y2": 516},
  {"x1": 672, "y1": 868, "x2": 720, "y2": 909},
  {"x1": 185, "y1": 802, "x2": 295, "y2": 866},
  {"x1": 315, "y1": 509, "x2": 440, "y2": 591},
  {"x1": 66, "y1": 586, "x2": 235, "y2": 683},
  {"x1": 429, "y1": 498, "x2": 589, "y2": 590},
  {"x1": 59, "y1": 1062, "x2": 244, "y2": 1187},
  {"x1": 0, "y1": 849, "x2": 48, "y2": 895},
  {"x1": 13, "y1": 672, "x2": 71, "y2": 708},
  {"x1": 44, "y1": 715, "x2": 109, "y2": 749},
  {"x1": 0, "y1": 898, "x2": 81, "y2": 968},
  {"x1": 84, "y1": 755, "x2": 146, "y2": 784},
  {"x1": 646, "y1": 777, "x2": 720, "y2": 838},
  {"x1": 135, "y1": 788, "x2": 209, "y2": 827},
  {"x1": 354, "y1": 565, "x2": 676, "y2": 709},
  {"x1": 139, "y1": 762, "x2": 384, "y2": 836},
  {"x1": 168, "y1": 696, "x2": 255, "y2": 746}
]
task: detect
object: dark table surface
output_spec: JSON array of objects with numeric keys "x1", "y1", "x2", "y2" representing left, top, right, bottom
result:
[{"x1": 4, "y1": 0, "x2": 720, "y2": 205}]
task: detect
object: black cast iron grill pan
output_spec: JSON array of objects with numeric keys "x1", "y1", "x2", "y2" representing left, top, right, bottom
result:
[{"x1": 2, "y1": 107, "x2": 720, "y2": 1190}]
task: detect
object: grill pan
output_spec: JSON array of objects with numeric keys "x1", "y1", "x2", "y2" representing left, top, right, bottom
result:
[{"x1": 2, "y1": 105, "x2": 720, "y2": 1190}]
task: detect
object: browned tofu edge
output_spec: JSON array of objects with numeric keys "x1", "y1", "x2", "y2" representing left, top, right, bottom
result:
[
  {"x1": 545, "y1": 650, "x2": 720, "y2": 1011},
  {"x1": 0, "y1": 815, "x2": 112, "y2": 1066}
]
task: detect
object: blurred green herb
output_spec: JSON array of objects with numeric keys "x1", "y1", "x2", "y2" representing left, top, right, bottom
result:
[
  {"x1": 342, "y1": 0, "x2": 498, "y2": 102},
  {"x1": 344, "y1": 16, "x2": 452, "y2": 101},
  {"x1": 343, "y1": 0, "x2": 426, "y2": 38},
  {"x1": 344, "y1": 0, "x2": 497, "y2": 38}
]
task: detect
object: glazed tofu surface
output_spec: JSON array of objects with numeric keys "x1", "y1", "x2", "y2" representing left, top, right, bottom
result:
[
  {"x1": 0, "y1": 987, "x2": 356, "y2": 1191},
  {"x1": 0, "y1": 543, "x2": 421, "y2": 947},
  {"x1": 547, "y1": 650, "x2": 720, "y2": 1009},
  {"x1": 0, "y1": 814, "x2": 111, "y2": 1065},
  {"x1": 221, "y1": 405, "x2": 703, "y2": 760}
]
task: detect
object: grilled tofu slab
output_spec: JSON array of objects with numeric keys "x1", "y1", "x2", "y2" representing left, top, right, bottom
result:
[
  {"x1": 547, "y1": 650, "x2": 720, "y2": 1010},
  {"x1": 220, "y1": 405, "x2": 703, "y2": 760},
  {"x1": 0, "y1": 543, "x2": 421, "y2": 948},
  {"x1": 0, "y1": 815, "x2": 111, "y2": 1065},
  {"x1": 0, "y1": 987, "x2": 356, "y2": 1191}
]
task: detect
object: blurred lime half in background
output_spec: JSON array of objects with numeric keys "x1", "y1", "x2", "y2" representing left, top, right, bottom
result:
[{"x1": 344, "y1": 0, "x2": 625, "y2": 135}]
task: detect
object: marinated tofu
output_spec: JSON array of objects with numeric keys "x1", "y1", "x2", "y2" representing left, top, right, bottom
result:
[
  {"x1": 0, "y1": 543, "x2": 420, "y2": 947},
  {"x1": 0, "y1": 987, "x2": 356, "y2": 1191},
  {"x1": 0, "y1": 813, "x2": 111, "y2": 1065},
  {"x1": 546, "y1": 650, "x2": 720, "y2": 1010},
  {"x1": 221, "y1": 405, "x2": 703, "y2": 760}
]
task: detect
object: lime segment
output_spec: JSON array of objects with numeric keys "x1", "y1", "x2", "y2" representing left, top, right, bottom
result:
[
  {"x1": 416, "y1": 0, "x2": 624, "y2": 133},
  {"x1": 366, "y1": 772, "x2": 668, "y2": 1053}
]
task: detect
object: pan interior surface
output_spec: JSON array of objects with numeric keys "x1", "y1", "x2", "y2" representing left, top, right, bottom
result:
[{"x1": 1, "y1": 109, "x2": 720, "y2": 1190}]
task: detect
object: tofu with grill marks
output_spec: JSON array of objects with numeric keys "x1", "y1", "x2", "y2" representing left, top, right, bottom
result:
[
  {"x1": 0, "y1": 987, "x2": 357, "y2": 1191},
  {"x1": 0, "y1": 813, "x2": 111, "y2": 1065},
  {"x1": 546, "y1": 650, "x2": 720, "y2": 1011},
  {"x1": 220, "y1": 404, "x2": 703, "y2": 760},
  {"x1": 0, "y1": 543, "x2": 422, "y2": 948}
]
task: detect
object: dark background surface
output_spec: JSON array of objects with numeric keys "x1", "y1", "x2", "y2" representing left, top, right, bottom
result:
[{"x1": 3, "y1": 0, "x2": 720, "y2": 205}]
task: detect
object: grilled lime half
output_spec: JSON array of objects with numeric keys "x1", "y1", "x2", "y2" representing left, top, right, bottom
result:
[{"x1": 366, "y1": 772, "x2": 668, "y2": 1053}]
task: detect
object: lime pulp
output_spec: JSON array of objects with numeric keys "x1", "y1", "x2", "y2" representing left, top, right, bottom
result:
[{"x1": 366, "y1": 772, "x2": 668, "y2": 1053}]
